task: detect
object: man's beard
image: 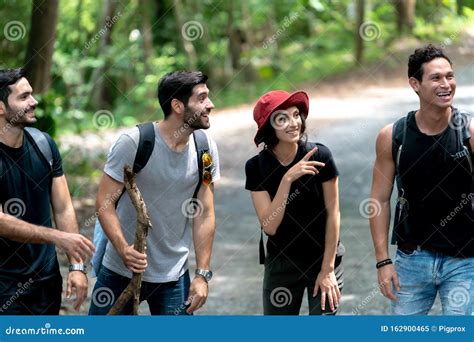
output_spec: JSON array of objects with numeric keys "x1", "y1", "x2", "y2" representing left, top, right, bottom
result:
[
  {"x1": 4, "y1": 104, "x2": 36, "y2": 126},
  {"x1": 183, "y1": 108, "x2": 208, "y2": 130}
]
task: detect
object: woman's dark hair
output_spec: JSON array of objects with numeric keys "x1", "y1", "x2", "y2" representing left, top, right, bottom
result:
[
  {"x1": 257, "y1": 111, "x2": 307, "y2": 150},
  {"x1": 408, "y1": 44, "x2": 452, "y2": 82},
  {"x1": 0, "y1": 68, "x2": 25, "y2": 107},
  {"x1": 157, "y1": 71, "x2": 208, "y2": 118}
]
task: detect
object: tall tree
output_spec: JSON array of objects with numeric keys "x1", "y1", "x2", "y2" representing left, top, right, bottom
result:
[
  {"x1": 139, "y1": 0, "x2": 154, "y2": 75},
  {"x1": 456, "y1": 0, "x2": 465, "y2": 16},
  {"x1": 264, "y1": 4, "x2": 281, "y2": 71},
  {"x1": 89, "y1": 0, "x2": 118, "y2": 109},
  {"x1": 172, "y1": 0, "x2": 198, "y2": 70},
  {"x1": 186, "y1": 0, "x2": 216, "y2": 83},
  {"x1": 23, "y1": 0, "x2": 59, "y2": 94},
  {"x1": 355, "y1": 0, "x2": 365, "y2": 64},
  {"x1": 226, "y1": 0, "x2": 241, "y2": 71},
  {"x1": 240, "y1": 1, "x2": 255, "y2": 48},
  {"x1": 395, "y1": 0, "x2": 416, "y2": 35},
  {"x1": 239, "y1": 1, "x2": 258, "y2": 82}
]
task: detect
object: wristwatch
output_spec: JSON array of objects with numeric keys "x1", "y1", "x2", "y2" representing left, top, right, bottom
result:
[
  {"x1": 195, "y1": 269, "x2": 213, "y2": 282},
  {"x1": 69, "y1": 263, "x2": 87, "y2": 274}
]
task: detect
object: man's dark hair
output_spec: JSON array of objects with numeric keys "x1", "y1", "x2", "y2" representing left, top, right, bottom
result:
[
  {"x1": 408, "y1": 44, "x2": 452, "y2": 82},
  {"x1": 157, "y1": 71, "x2": 208, "y2": 118},
  {"x1": 257, "y1": 113, "x2": 307, "y2": 150},
  {"x1": 0, "y1": 68, "x2": 26, "y2": 108}
]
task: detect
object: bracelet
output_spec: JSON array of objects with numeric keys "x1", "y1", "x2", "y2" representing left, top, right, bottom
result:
[{"x1": 376, "y1": 258, "x2": 392, "y2": 269}]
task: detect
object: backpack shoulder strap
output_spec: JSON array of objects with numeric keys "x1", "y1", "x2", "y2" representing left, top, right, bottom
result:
[
  {"x1": 456, "y1": 110, "x2": 473, "y2": 175},
  {"x1": 390, "y1": 114, "x2": 410, "y2": 245},
  {"x1": 256, "y1": 149, "x2": 268, "y2": 265},
  {"x1": 459, "y1": 111, "x2": 472, "y2": 148},
  {"x1": 192, "y1": 129, "x2": 210, "y2": 199},
  {"x1": 257, "y1": 149, "x2": 267, "y2": 179},
  {"x1": 114, "y1": 122, "x2": 155, "y2": 208},
  {"x1": 24, "y1": 127, "x2": 53, "y2": 170},
  {"x1": 392, "y1": 114, "x2": 409, "y2": 176},
  {"x1": 0, "y1": 151, "x2": 4, "y2": 200},
  {"x1": 134, "y1": 122, "x2": 156, "y2": 173}
]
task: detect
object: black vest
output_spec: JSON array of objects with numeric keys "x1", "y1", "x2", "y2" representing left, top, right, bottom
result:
[{"x1": 393, "y1": 110, "x2": 473, "y2": 257}]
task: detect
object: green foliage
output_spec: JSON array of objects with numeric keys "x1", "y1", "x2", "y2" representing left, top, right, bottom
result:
[
  {"x1": 1, "y1": 0, "x2": 472, "y2": 135},
  {"x1": 414, "y1": 7, "x2": 474, "y2": 41},
  {"x1": 0, "y1": 1, "x2": 31, "y2": 68}
]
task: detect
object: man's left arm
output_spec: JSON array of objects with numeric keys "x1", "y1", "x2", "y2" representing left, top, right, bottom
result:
[
  {"x1": 186, "y1": 182, "x2": 216, "y2": 314},
  {"x1": 51, "y1": 175, "x2": 88, "y2": 311}
]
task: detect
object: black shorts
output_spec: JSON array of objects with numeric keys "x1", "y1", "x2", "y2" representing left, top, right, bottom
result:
[{"x1": 0, "y1": 274, "x2": 62, "y2": 315}]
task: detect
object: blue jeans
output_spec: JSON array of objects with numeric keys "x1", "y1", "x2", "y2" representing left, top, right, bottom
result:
[
  {"x1": 392, "y1": 248, "x2": 473, "y2": 315},
  {"x1": 89, "y1": 266, "x2": 191, "y2": 315}
]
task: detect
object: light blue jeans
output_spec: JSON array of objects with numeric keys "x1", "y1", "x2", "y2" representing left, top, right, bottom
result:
[{"x1": 392, "y1": 248, "x2": 473, "y2": 315}]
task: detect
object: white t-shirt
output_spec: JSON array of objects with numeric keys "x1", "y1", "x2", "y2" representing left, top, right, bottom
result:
[{"x1": 102, "y1": 125, "x2": 220, "y2": 282}]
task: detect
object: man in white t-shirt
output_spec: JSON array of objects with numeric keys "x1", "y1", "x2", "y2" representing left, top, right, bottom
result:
[{"x1": 89, "y1": 71, "x2": 220, "y2": 315}]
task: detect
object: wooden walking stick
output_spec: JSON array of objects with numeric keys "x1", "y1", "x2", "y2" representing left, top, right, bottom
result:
[{"x1": 107, "y1": 165, "x2": 152, "y2": 315}]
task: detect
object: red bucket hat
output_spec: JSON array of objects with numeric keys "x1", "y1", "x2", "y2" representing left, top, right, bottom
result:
[{"x1": 253, "y1": 90, "x2": 309, "y2": 146}]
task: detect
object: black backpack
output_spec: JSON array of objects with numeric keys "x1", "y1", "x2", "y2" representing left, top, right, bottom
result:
[
  {"x1": 256, "y1": 141, "x2": 319, "y2": 264},
  {"x1": 137, "y1": 122, "x2": 210, "y2": 198},
  {"x1": 113, "y1": 122, "x2": 210, "y2": 206},
  {"x1": 391, "y1": 109, "x2": 472, "y2": 244}
]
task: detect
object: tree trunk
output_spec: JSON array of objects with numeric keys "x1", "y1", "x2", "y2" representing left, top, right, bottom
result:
[
  {"x1": 74, "y1": 0, "x2": 83, "y2": 45},
  {"x1": 456, "y1": 0, "x2": 464, "y2": 16},
  {"x1": 264, "y1": 5, "x2": 281, "y2": 74},
  {"x1": 89, "y1": 0, "x2": 118, "y2": 109},
  {"x1": 395, "y1": 1, "x2": 403, "y2": 34},
  {"x1": 23, "y1": 0, "x2": 59, "y2": 94},
  {"x1": 139, "y1": 0, "x2": 154, "y2": 75},
  {"x1": 185, "y1": 1, "x2": 216, "y2": 83},
  {"x1": 239, "y1": 1, "x2": 258, "y2": 82},
  {"x1": 395, "y1": 0, "x2": 416, "y2": 35},
  {"x1": 172, "y1": 0, "x2": 198, "y2": 70},
  {"x1": 240, "y1": 1, "x2": 255, "y2": 48},
  {"x1": 226, "y1": 0, "x2": 241, "y2": 71},
  {"x1": 405, "y1": 0, "x2": 415, "y2": 34},
  {"x1": 355, "y1": 0, "x2": 365, "y2": 64}
]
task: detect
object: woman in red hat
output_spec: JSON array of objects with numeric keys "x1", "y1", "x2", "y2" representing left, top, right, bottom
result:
[{"x1": 245, "y1": 90, "x2": 344, "y2": 315}]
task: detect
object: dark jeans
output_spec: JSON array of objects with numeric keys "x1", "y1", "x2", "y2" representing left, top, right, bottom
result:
[
  {"x1": 0, "y1": 274, "x2": 62, "y2": 315},
  {"x1": 263, "y1": 254, "x2": 344, "y2": 315},
  {"x1": 89, "y1": 266, "x2": 191, "y2": 315}
]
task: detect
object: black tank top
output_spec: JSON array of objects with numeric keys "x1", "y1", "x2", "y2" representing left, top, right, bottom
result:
[{"x1": 397, "y1": 110, "x2": 473, "y2": 257}]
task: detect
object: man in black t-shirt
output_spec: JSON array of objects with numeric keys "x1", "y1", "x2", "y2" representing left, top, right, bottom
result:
[
  {"x1": 370, "y1": 45, "x2": 473, "y2": 315},
  {"x1": 0, "y1": 68, "x2": 95, "y2": 315}
]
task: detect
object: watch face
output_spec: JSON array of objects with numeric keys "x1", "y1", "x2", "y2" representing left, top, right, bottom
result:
[{"x1": 69, "y1": 264, "x2": 86, "y2": 272}]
